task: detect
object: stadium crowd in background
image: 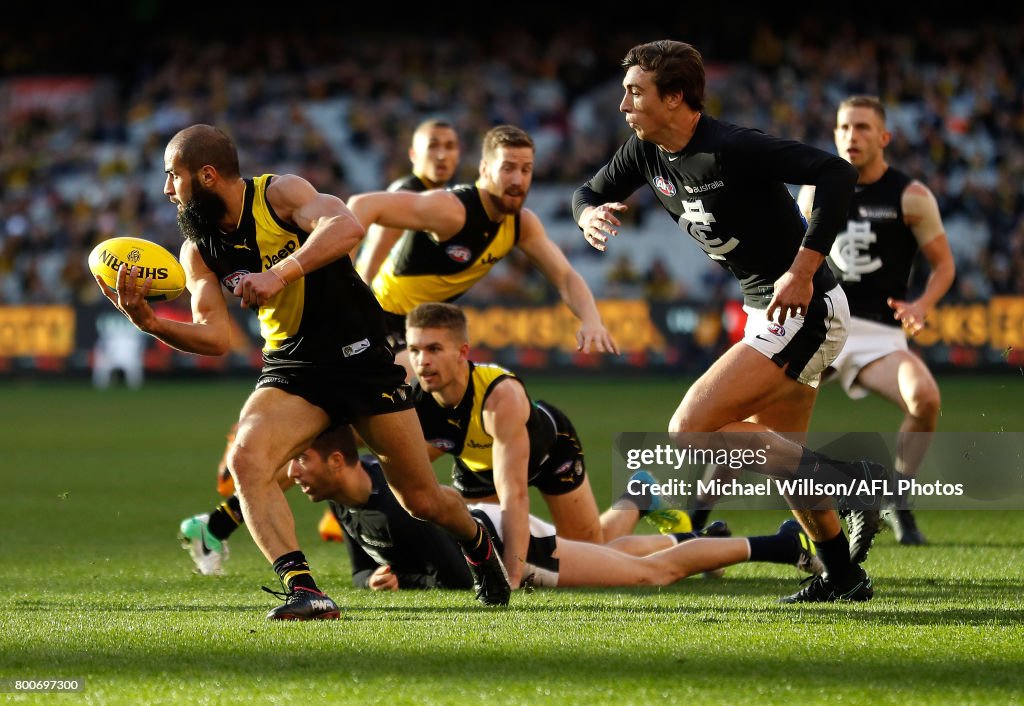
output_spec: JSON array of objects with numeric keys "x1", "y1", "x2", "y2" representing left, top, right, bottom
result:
[{"x1": 1, "y1": 15, "x2": 1023, "y2": 309}]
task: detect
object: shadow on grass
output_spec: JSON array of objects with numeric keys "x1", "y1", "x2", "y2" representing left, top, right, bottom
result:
[{"x1": 11, "y1": 573, "x2": 1024, "y2": 627}]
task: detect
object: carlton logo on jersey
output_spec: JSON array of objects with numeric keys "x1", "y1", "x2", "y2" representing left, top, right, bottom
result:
[
  {"x1": 831, "y1": 220, "x2": 882, "y2": 281},
  {"x1": 445, "y1": 245, "x2": 472, "y2": 263},
  {"x1": 677, "y1": 200, "x2": 738, "y2": 260},
  {"x1": 654, "y1": 176, "x2": 676, "y2": 196}
]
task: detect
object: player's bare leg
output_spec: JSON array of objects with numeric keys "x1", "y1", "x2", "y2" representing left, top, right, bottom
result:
[
  {"x1": 230, "y1": 388, "x2": 340, "y2": 619},
  {"x1": 668, "y1": 344, "x2": 877, "y2": 602},
  {"x1": 544, "y1": 475, "x2": 605, "y2": 543},
  {"x1": 230, "y1": 389, "x2": 328, "y2": 562},
  {"x1": 856, "y1": 351, "x2": 938, "y2": 544}
]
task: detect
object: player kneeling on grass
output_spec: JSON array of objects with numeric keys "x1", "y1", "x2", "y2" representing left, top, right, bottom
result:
[{"x1": 287, "y1": 425, "x2": 823, "y2": 591}]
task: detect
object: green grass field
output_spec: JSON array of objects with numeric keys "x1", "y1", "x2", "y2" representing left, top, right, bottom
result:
[{"x1": 2, "y1": 375, "x2": 1023, "y2": 704}]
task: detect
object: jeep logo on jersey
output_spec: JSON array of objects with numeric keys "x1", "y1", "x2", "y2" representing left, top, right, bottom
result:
[
  {"x1": 654, "y1": 176, "x2": 676, "y2": 196},
  {"x1": 446, "y1": 245, "x2": 472, "y2": 263},
  {"x1": 767, "y1": 322, "x2": 786, "y2": 336},
  {"x1": 222, "y1": 270, "x2": 250, "y2": 289},
  {"x1": 676, "y1": 200, "x2": 738, "y2": 260},
  {"x1": 429, "y1": 438, "x2": 456, "y2": 451},
  {"x1": 831, "y1": 220, "x2": 882, "y2": 281}
]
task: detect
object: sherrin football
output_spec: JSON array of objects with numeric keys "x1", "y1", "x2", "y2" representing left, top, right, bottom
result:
[{"x1": 88, "y1": 236, "x2": 186, "y2": 302}]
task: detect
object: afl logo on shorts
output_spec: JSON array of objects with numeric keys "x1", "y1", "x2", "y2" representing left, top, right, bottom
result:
[
  {"x1": 767, "y1": 322, "x2": 786, "y2": 336},
  {"x1": 654, "y1": 176, "x2": 676, "y2": 197},
  {"x1": 445, "y1": 245, "x2": 472, "y2": 263},
  {"x1": 222, "y1": 270, "x2": 250, "y2": 289},
  {"x1": 429, "y1": 438, "x2": 456, "y2": 452}
]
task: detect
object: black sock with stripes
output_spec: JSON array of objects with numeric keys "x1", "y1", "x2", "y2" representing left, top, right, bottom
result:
[
  {"x1": 272, "y1": 551, "x2": 318, "y2": 592},
  {"x1": 207, "y1": 496, "x2": 243, "y2": 541},
  {"x1": 460, "y1": 520, "x2": 494, "y2": 564}
]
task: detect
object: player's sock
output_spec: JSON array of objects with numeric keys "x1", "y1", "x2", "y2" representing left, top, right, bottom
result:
[
  {"x1": 616, "y1": 488, "x2": 656, "y2": 517},
  {"x1": 890, "y1": 472, "x2": 912, "y2": 509},
  {"x1": 800, "y1": 449, "x2": 875, "y2": 484},
  {"x1": 272, "y1": 551, "x2": 319, "y2": 592},
  {"x1": 811, "y1": 529, "x2": 856, "y2": 578},
  {"x1": 459, "y1": 521, "x2": 494, "y2": 564},
  {"x1": 687, "y1": 503, "x2": 712, "y2": 532},
  {"x1": 747, "y1": 534, "x2": 799, "y2": 565},
  {"x1": 207, "y1": 496, "x2": 243, "y2": 541}
]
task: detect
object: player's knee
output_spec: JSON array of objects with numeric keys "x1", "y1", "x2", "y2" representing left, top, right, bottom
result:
[
  {"x1": 908, "y1": 383, "x2": 941, "y2": 423},
  {"x1": 645, "y1": 556, "x2": 687, "y2": 585},
  {"x1": 668, "y1": 409, "x2": 695, "y2": 435},
  {"x1": 226, "y1": 445, "x2": 268, "y2": 489},
  {"x1": 397, "y1": 487, "x2": 441, "y2": 523}
]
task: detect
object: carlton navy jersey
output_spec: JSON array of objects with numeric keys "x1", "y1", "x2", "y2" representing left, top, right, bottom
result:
[
  {"x1": 372, "y1": 184, "x2": 519, "y2": 314},
  {"x1": 193, "y1": 175, "x2": 390, "y2": 365},
  {"x1": 573, "y1": 116, "x2": 856, "y2": 307},
  {"x1": 828, "y1": 168, "x2": 918, "y2": 326},
  {"x1": 330, "y1": 457, "x2": 473, "y2": 590}
]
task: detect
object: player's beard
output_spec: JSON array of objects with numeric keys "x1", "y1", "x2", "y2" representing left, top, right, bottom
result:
[
  {"x1": 178, "y1": 176, "x2": 228, "y2": 243},
  {"x1": 486, "y1": 186, "x2": 527, "y2": 216}
]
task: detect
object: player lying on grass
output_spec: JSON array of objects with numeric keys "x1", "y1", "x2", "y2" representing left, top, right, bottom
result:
[
  {"x1": 286, "y1": 425, "x2": 822, "y2": 591},
  {"x1": 184, "y1": 447, "x2": 705, "y2": 578}
]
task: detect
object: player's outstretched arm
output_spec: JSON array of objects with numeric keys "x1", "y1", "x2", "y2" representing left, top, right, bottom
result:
[
  {"x1": 517, "y1": 209, "x2": 620, "y2": 354},
  {"x1": 346, "y1": 190, "x2": 465, "y2": 242}
]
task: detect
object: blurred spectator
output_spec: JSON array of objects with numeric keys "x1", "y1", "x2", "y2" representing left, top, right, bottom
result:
[
  {"x1": 605, "y1": 253, "x2": 643, "y2": 298},
  {"x1": 643, "y1": 260, "x2": 687, "y2": 302},
  {"x1": 0, "y1": 12, "x2": 1022, "y2": 310}
]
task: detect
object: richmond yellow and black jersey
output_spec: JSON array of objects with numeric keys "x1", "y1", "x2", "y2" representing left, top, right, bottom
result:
[
  {"x1": 414, "y1": 361, "x2": 557, "y2": 473},
  {"x1": 371, "y1": 184, "x2": 519, "y2": 315},
  {"x1": 193, "y1": 174, "x2": 390, "y2": 364}
]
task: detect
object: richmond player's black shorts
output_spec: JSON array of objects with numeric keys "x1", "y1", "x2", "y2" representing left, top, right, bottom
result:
[
  {"x1": 256, "y1": 347, "x2": 412, "y2": 424},
  {"x1": 453, "y1": 400, "x2": 587, "y2": 499}
]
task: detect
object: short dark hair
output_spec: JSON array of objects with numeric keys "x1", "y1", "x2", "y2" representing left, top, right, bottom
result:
[
  {"x1": 622, "y1": 40, "x2": 705, "y2": 112},
  {"x1": 838, "y1": 95, "x2": 887, "y2": 125},
  {"x1": 168, "y1": 124, "x2": 241, "y2": 178},
  {"x1": 481, "y1": 125, "x2": 534, "y2": 161},
  {"x1": 310, "y1": 425, "x2": 360, "y2": 465},
  {"x1": 414, "y1": 117, "x2": 456, "y2": 135},
  {"x1": 406, "y1": 302, "x2": 468, "y2": 342}
]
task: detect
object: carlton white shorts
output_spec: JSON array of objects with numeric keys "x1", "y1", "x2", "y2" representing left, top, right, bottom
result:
[
  {"x1": 742, "y1": 285, "x2": 850, "y2": 388},
  {"x1": 468, "y1": 503, "x2": 560, "y2": 588},
  {"x1": 824, "y1": 316, "x2": 909, "y2": 399}
]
